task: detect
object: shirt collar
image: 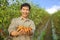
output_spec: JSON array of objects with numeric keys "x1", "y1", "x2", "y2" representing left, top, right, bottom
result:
[{"x1": 19, "y1": 16, "x2": 30, "y2": 21}]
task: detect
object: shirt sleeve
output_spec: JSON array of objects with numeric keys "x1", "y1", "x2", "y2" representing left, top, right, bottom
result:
[
  {"x1": 8, "y1": 18, "x2": 17, "y2": 35},
  {"x1": 30, "y1": 21, "x2": 35, "y2": 33}
]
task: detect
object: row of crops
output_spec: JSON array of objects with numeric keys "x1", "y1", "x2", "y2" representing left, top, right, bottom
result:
[
  {"x1": 33, "y1": 10, "x2": 60, "y2": 40},
  {"x1": 52, "y1": 10, "x2": 60, "y2": 40}
]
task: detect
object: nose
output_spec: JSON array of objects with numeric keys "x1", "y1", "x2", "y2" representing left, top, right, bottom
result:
[{"x1": 24, "y1": 10, "x2": 28, "y2": 13}]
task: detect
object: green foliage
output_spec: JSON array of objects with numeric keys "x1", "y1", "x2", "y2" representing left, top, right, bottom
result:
[{"x1": 52, "y1": 10, "x2": 60, "y2": 40}]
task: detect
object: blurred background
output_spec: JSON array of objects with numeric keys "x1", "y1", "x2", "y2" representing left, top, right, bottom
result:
[{"x1": 0, "y1": 0, "x2": 60, "y2": 40}]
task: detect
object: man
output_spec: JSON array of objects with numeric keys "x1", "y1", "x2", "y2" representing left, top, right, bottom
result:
[{"x1": 8, "y1": 3, "x2": 35, "y2": 40}]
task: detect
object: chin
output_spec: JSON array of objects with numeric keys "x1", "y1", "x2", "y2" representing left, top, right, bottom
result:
[{"x1": 23, "y1": 15, "x2": 28, "y2": 18}]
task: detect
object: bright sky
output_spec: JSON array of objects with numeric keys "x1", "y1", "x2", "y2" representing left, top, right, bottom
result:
[
  {"x1": 8, "y1": 0, "x2": 60, "y2": 14},
  {"x1": 31, "y1": 0, "x2": 60, "y2": 14}
]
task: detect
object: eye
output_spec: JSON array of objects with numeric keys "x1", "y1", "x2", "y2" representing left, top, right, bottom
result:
[
  {"x1": 26, "y1": 9, "x2": 29, "y2": 11},
  {"x1": 22, "y1": 8, "x2": 25, "y2": 10}
]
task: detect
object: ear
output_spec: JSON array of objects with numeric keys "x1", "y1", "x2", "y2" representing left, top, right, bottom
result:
[{"x1": 29, "y1": 11, "x2": 30, "y2": 13}]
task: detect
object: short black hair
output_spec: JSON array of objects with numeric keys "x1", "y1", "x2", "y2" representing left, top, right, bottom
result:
[{"x1": 21, "y1": 3, "x2": 31, "y2": 10}]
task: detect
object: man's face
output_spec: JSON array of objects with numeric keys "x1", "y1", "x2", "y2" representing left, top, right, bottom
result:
[{"x1": 21, "y1": 6, "x2": 30, "y2": 18}]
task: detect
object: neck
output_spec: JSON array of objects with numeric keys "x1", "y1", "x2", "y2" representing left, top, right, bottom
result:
[{"x1": 21, "y1": 16, "x2": 28, "y2": 19}]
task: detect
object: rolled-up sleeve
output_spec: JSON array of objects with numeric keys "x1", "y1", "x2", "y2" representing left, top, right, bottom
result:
[
  {"x1": 8, "y1": 19, "x2": 17, "y2": 35},
  {"x1": 30, "y1": 21, "x2": 35, "y2": 33}
]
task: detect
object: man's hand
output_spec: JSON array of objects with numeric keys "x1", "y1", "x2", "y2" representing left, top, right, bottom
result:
[
  {"x1": 26, "y1": 27, "x2": 33, "y2": 36},
  {"x1": 11, "y1": 31, "x2": 19, "y2": 37},
  {"x1": 27, "y1": 30, "x2": 33, "y2": 36}
]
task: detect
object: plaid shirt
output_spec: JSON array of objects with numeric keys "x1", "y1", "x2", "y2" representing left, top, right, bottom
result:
[{"x1": 8, "y1": 17, "x2": 35, "y2": 40}]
